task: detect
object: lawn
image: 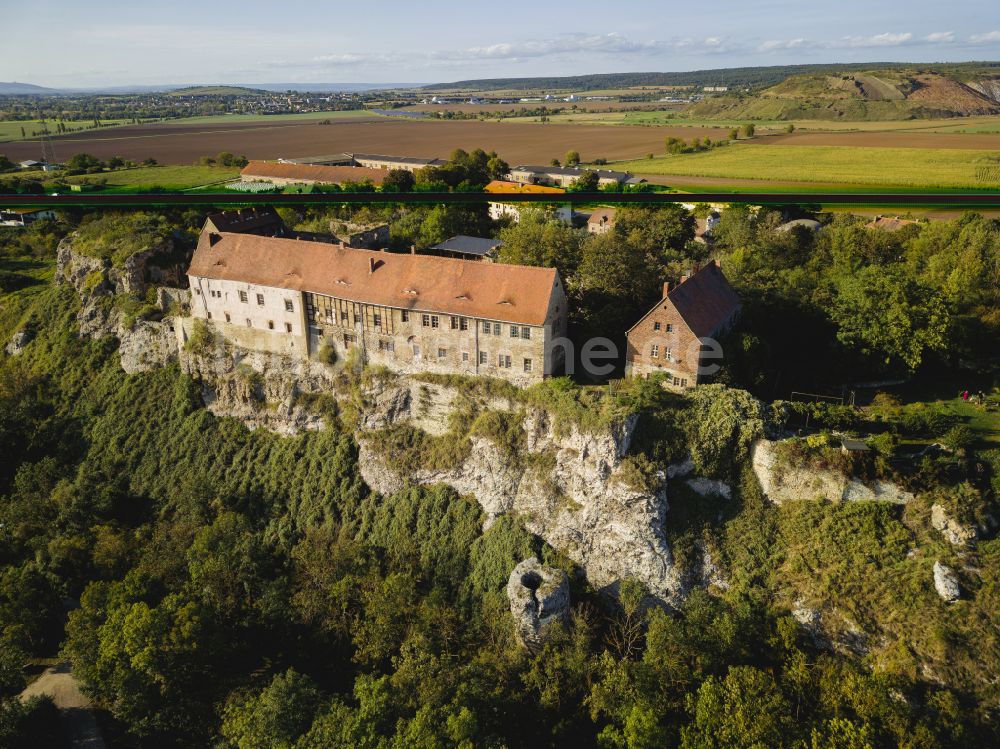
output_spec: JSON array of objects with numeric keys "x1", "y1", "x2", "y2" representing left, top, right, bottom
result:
[
  {"x1": 0, "y1": 118, "x2": 139, "y2": 143},
  {"x1": 611, "y1": 144, "x2": 1000, "y2": 189},
  {"x1": 65, "y1": 165, "x2": 240, "y2": 191}
]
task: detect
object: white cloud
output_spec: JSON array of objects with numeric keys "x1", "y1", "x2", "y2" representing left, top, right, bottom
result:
[
  {"x1": 924, "y1": 31, "x2": 955, "y2": 43},
  {"x1": 839, "y1": 32, "x2": 913, "y2": 47},
  {"x1": 969, "y1": 30, "x2": 1000, "y2": 44}
]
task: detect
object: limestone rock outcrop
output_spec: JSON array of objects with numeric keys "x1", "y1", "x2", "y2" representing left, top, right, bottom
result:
[
  {"x1": 5, "y1": 328, "x2": 33, "y2": 356},
  {"x1": 751, "y1": 438, "x2": 913, "y2": 505},
  {"x1": 506, "y1": 557, "x2": 570, "y2": 651},
  {"x1": 933, "y1": 561, "x2": 961, "y2": 602},
  {"x1": 930, "y1": 504, "x2": 978, "y2": 547}
]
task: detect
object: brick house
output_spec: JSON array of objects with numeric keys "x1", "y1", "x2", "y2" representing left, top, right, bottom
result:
[
  {"x1": 184, "y1": 231, "x2": 568, "y2": 386},
  {"x1": 625, "y1": 261, "x2": 740, "y2": 388}
]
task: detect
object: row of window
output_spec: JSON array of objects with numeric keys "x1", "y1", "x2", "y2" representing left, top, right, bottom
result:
[
  {"x1": 368, "y1": 340, "x2": 533, "y2": 372},
  {"x1": 199, "y1": 286, "x2": 296, "y2": 313},
  {"x1": 482, "y1": 321, "x2": 531, "y2": 339},
  {"x1": 207, "y1": 311, "x2": 293, "y2": 333},
  {"x1": 649, "y1": 344, "x2": 674, "y2": 362},
  {"x1": 652, "y1": 322, "x2": 674, "y2": 333}
]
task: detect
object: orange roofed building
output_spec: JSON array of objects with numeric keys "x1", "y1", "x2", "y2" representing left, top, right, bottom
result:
[
  {"x1": 183, "y1": 230, "x2": 568, "y2": 385},
  {"x1": 625, "y1": 261, "x2": 740, "y2": 388},
  {"x1": 485, "y1": 180, "x2": 572, "y2": 224}
]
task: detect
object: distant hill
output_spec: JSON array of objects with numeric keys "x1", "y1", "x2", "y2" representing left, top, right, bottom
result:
[
  {"x1": 0, "y1": 81, "x2": 61, "y2": 95},
  {"x1": 421, "y1": 63, "x2": 945, "y2": 92},
  {"x1": 165, "y1": 85, "x2": 269, "y2": 97},
  {"x1": 686, "y1": 67, "x2": 1000, "y2": 120}
]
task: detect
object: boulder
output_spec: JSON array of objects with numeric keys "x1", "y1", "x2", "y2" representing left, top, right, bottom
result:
[
  {"x1": 930, "y1": 504, "x2": 977, "y2": 547},
  {"x1": 506, "y1": 557, "x2": 570, "y2": 651},
  {"x1": 5, "y1": 328, "x2": 34, "y2": 356},
  {"x1": 933, "y1": 561, "x2": 961, "y2": 602}
]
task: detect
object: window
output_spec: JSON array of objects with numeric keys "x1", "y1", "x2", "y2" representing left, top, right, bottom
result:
[
  {"x1": 224, "y1": 312, "x2": 231, "y2": 323},
  {"x1": 206, "y1": 311, "x2": 212, "y2": 319},
  {"x1": 437, "y1": 347, "x2": 447, "y2": 358},
  {"x1": 245, "y1": 318, "x2": 252, "y2": 327},
  {"x1": 285, "y1": 323, "x2": 292, "y2": 333},
  {"x1": 256, "y1": 293, "x2": 265, "y2": 306},
  {"x1": 460, "y1": 318, "x2": 468, "y2": 331},
  {"x1": 653, "y1": 321, "x2": 661, "y2": 331},
  {"x1": 379, "y1": 340, "x2": 394, "y2": 352},
  {"x1": 681, "y1": 378, "x2": 688, "y2": 387},
  {"x1": 498, "y1": 354, "x2": 511, "y2": 369},
  {"x1": 666, "y1": 324, "x2": 674, "y2": 333},
  {"x1": 431, "y1": 315, "x2": 439, "y2": 329},
  {"x1": 673, "y1": 376, "x2": 680, "y2": 386},
  {"x1": 340, "y1": 311, "x2": 349, "y2": 324},
  {"x1": 344, "y1": 333, "x2": 356, "y2": 346},
  {"x1": 373, "y1": 313, "x2": 381, "y2": 327},
  {"x1": 650, "y1": 344, "x2": 659, "y2": 358},
  {"x1": 521, "y1": 327, "x2": 530, "y2": 339},
  {"x1": 510, "y1": 325, "x2": 519, "y2": 338},
  {"x1": 493, "y1": 322, "x2": 501, "y2": 335},
  {"x1": 481, "y1": 321, "x2": 491, "y2": 334},
  {"x1": 479, "y1": 351, "x2": 488, "y2": 365},
  {"x1": 267, "y1": 320, "x2": 274, "y2": 330},
  {"x1": 239, "y1": 290, "x2": 248, "y2": 303},
  {"x1": 194, "y1": 288, "x2": 201, "y2": 295},
  {"x1": 451, "y1": 316, "x2": 459, "y2": 330},
  {"x1": 422, "y1": 314, "x2": 431, "y2": 327},
  {"x1": 523, "y1": 358, "x2": 533, "y2": 373},
  {"x1": 462, "y1": 352, "x2": 469, "y2": 362},
  {"x1": 401, "y1": 310, "x2": 409, "y2": 322},
  {"x1": 284, "y1": 299, "x2": 294, "y2": 312}
]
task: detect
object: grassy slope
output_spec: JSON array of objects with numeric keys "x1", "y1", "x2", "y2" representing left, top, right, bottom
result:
[
  {"x1": 613, "y1": 143, "x2": 998, "y2": 189},
  {"x1": 64, "y1": 165, "x2": 239, "y2": 190}
]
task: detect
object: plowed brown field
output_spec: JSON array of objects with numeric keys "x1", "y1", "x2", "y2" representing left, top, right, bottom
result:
[{"x1": 1, "y1": 118, "x2": 733, "y2": 165}]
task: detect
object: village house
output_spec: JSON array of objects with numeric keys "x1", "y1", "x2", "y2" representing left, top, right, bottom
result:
[
  {"x1": 0, "y1": 208, "x2": 57, "y2": 227},
  {"x1": 625, "y1": 261, "x2": 740, "y2": 388},
  {"x1": 349, "y1": 153, "x2": 445, "y2": 172},
  {"x1": 587, "y1": 207, "x2": 617, "y2": 234},
  {"x1": 508, "y1": 165, "x2": 638, "y2": 188},
  {"x1": 240, "y1": 160, "x2": 387, "y2": 187},
  {"x1": 184, "y1": 231, "x2": 568, "y2": 386},
  {"x1": 866, "y1": 215, "x2": 919, "y2": 232},
  {"x1": 485, "y1": 180, "x2": 572, "y2": 223}
]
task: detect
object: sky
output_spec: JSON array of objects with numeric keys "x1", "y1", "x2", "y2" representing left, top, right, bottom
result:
[{"x1": 2, "y1": 0, "x2": 999, "y2": 87}]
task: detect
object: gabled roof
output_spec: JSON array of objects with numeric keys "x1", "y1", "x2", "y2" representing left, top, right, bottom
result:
[
  {"x1": 205, "y1": 207, "x2": 284, "y2": 234},
  {"x1": 511, "y1": 165, "x2": 631, "y2": 180},
  {"x1": 866, "y1": 216, "x2": 918, "y2": 232},
  {"x1": 189, "y1": 232, "x2": 559, "y2": 325},
  {"x1": 484, "y1": 179, "x2": 565, "y2": 195},
  {"x1": 350, "y1": 153, "x2": 445, "y2": 166},
  {"x1": 430, "y1": 235, "x2": 503, "y2": 257},
  {"x1": 241, "y1": 160, "x2": 386, "y2": 185},
  {"x1": 627, "y1": 260, "x2": 740, "y2": 339},
  {"x1": 587, "y1": 207, "x2": 617, "y2": 226}
]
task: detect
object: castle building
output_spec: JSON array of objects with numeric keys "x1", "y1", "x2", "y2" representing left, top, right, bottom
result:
[
  {"x1": 625, "y1": 261, "x2": 740, "y2": 388},
  {"x1": 184, "y1": 231, "x2": 568, "y2": 385}
]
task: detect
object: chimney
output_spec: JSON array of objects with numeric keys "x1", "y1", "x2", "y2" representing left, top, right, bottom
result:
[
  {"x1": 208, "y1": 232, "x2": 222, "y2": 247},
  {"x1": 663, "y1": 281, "x2": 671, "y2": 297},
  {"x1": 368, "y1": 257, "x2": 376, "y2": 274}
]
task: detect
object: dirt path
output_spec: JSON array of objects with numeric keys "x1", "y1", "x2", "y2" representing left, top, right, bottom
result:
[{"x1": 20, "y1": 663, "x2": 106, "y2": 749}]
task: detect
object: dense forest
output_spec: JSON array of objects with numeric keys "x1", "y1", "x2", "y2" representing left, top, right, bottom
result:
[{"x1": 0, "y1": 203, "x2": 998, "y2": 747}]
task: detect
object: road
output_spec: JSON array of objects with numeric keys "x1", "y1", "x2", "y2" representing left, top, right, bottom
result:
[{"x1": 20, "y1": 663, "x2": 107, "y2": 749}]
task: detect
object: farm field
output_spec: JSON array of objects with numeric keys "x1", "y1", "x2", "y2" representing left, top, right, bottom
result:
[
  {"x1": 63, "y1": 165, "x2": 239, "y2": 190},
  {"x1": 615, "y1": 143, "x2": 1000, "y2": 189},
  {"x1": 172, "y1": 109, "x2": 372, "y2": 125},
  {"x1": 0, "y1": 118, "x2": 733, "y2": 166}
]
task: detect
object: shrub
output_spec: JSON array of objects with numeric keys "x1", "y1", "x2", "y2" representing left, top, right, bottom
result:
[
  {"x1": 942, "y1": 425, "x2": 975, "y2": 454},
  {"x1": 318, "y1": 342, "x2": 337, "y2": 366}
]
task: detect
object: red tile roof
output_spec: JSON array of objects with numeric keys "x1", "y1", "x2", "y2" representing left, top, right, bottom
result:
[
  {"x1": 189, "y1": 232, "x2": 560, "y2": 325},
  {"x1": 627, "y1": 260, "x2": 740, "y2": 339},
  {"x1": 484, "y1": 179, "x2": 565, "y2": 194},
  {"x1": 241, "y1": 160, "x2": 386, "y2": 186}
]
